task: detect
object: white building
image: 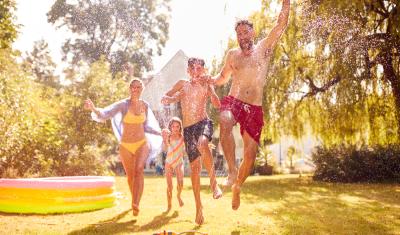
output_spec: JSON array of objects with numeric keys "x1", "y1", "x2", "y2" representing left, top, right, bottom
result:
[{"x1": 142, "y1": 50, "x2": 189, "y2": 128}]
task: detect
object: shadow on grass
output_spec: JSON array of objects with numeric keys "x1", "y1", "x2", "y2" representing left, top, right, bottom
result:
[
  {"x1": 68, "y1": 209, "x2": 135, "y2": 235},
  {"x1": 68, "y1": 210, "x2": 179, "y2": 235},
  {"x1": 239, "y1": 176, "x2": 400, "y2": 234},
  {"x1": 135, "y1": 210, "x2": 179, "y2": 232}
]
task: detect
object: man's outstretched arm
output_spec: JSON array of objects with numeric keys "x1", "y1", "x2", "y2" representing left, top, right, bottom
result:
[
  {"x1": 208, "y1": 85, "x2": 221, "y2": 109},
  {"x1": 211, "y1": 50, "x2": 234, "y2": 86},
  {"x1": 260, "y1": 0, "x2": 290, "y2": 52}
]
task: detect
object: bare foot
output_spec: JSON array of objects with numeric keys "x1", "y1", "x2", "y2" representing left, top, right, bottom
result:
[
  {"x1": 223, "y1": 172, "x2": 237, "y2": 187},
  {"x1": 195, "y1": 208, "x2": 204, "y2": 225},
  {"x1": 165, "y1": 203, "x2": 171, "y2": 212},
  {"x1": 132, "y1": 204, "x2": 140, "y2": 216},
  {"x1": 212, "y1": 185, "x2": 223, "y2": 199},
  {"x1": 231, "y1": 184, "x2": 241, "y2": 210},
  {"x1": 177, "y1": 196, "x2": 184, "y2": 207}
]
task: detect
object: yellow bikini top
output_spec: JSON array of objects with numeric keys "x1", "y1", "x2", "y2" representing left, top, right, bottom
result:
[{"x1": 123, "y1": 111, "x2": 146, "y2": 124}]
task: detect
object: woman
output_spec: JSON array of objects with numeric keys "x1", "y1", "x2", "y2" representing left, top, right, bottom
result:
[
  {"x1": 84, "y1": 78, "x2": 161, "y2": 216},
  {"x1": 161, "y1": 117, "x2": 185, "y2": 211}
]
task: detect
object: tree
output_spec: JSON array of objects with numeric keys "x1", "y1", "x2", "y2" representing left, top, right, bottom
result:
[
  {"x1": 0, "y1": 49, "x2": 58, "y2": 177},
  {"x1": 22, "y1": 39, "x2": 60, "y2": 88},
  {"x1": 0, "y1": 0, "x2": 17, "y2": 49},
  {"x1": 47, "y1": 0, "x2": 171, "y2": 77},
  {"x1": 292, "y1": 0, "x2": 400, "y2": 142},
  {"x1": 224, "y1": 0, "x2": 400, "y2": 146}
]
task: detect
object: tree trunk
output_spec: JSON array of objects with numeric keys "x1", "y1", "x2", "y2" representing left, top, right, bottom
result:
[{"x1": 381, "y1": 51, "x2": 400, "y2": 140}]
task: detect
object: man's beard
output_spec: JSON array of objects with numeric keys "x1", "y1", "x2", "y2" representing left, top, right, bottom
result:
[{"x1": 239, "y1": 40, "x2": 253, "y2": 50}]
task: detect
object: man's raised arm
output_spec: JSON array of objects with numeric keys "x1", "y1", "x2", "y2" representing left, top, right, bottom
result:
[{"x1": 260, "y1": 0, "x2": 290, "y2": 51}]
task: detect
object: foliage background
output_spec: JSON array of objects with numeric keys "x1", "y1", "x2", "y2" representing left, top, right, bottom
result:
[{"x1": 1, "y1": 0, "x2": 399, "y2": 178}]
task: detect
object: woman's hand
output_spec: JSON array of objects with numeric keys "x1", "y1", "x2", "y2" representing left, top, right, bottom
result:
[{"x1": 84, "y1": 99, "x2": 95, "y2": 111}]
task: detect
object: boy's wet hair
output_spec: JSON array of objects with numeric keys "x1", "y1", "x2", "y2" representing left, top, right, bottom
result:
[
  {"x1": 188, "y1": 57, "x2": 205, "y2": 67},
  {"x1": 235, "y1": 19, "x2": 253, "y2": 31}
]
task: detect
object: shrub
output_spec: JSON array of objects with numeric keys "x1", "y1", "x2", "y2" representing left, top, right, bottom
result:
[{"x1": 312, "y1": 144, "x2": 400, "y2": 183}]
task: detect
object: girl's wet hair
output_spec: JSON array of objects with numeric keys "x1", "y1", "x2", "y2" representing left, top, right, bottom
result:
[
  {"x1": 235, "y1": 19, "x2": 254, "y2": 31},
  {"x1": 168, "y1": 116, "x2": 183, "y2": 133}
]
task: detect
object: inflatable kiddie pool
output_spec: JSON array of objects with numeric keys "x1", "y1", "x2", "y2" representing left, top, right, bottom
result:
[{"x1": 0, "y1": 176, "x2": 117, "y2": 214}]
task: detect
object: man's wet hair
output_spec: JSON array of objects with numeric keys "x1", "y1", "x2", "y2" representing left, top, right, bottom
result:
[
  {"x1": 235, "y1": 19, "x2": 254, "y2": 31},
  {"x1": 188, "y1": 57, "x2": 205, "y2": 67}
]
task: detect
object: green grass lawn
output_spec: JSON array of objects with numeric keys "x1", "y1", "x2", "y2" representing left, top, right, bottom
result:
[{"x1": 1, "y1": 174, "x2": 399, "y2": 235}]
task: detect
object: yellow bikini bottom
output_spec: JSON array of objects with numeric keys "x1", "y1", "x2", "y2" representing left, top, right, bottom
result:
[{"x1": 120, "y1": 139, "x2": 146, "y2": 155}]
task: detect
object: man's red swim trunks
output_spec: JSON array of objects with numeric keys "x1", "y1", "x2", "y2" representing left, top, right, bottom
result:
[{"x1": 220, "y1": 95, "x2": 264, "y2": 144}]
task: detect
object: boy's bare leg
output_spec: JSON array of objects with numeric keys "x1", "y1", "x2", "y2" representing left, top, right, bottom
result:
[
  {"x1": 190, "y1": 158, "x2": 204, "y2": 225},
  {"x1": 219, "y1": 111, "x2": 238, "y2": 187},
  {"x1": 232, "y1": 131, "x2": 258, "y2": 210},
  {"x1": 198, "y1": 136, "x2": 222, "y2": 199}
]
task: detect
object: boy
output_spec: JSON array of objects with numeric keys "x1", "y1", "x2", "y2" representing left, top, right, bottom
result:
[{"x1": 161, "y1": 57, "x2": 222, "y2": 225}]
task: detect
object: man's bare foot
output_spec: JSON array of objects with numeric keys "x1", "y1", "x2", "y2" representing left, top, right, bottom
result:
[
  {"x1": 195, "y1": 208, "x2": 204, "y2": 225},
  {"x1": 223, "y1": 172, "x2": 237, "y2": 187},
  {"x1": 177, "y1": 196, "x2": 184, "y2": 207},
  {"x1": 212, "y1": 184, "x2": 223, "y2": 199},
  {"x1": 132, "y1": 204, "x2": 140, "y2": 216},
  {"x1": 231, "y1": 184, "x2": 241, "y2": 210}
]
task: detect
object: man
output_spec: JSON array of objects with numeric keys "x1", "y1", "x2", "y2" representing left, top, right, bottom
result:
[
  {"x1": 161, "y1": 57, "x2": 222, "y2": 225},
  {"x1": 208, "y1": 0, "x2": 290, "y2": 210}
]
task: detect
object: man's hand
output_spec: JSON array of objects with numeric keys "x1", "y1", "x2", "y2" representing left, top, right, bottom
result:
[{"x1": 199, "y1": 75, "x2": 215, "y2": 85}]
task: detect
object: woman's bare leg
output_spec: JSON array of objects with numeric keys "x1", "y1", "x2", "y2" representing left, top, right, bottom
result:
[
  {"x1": 119, "y1": 145, "x2": 137, "y2": 214},
  {"x1": 132, "y1": 143, "x2": 149, "y2": 214}
]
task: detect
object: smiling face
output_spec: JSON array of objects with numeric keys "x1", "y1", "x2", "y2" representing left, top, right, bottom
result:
[
  {"x1": 235, "y1": 23, "x2": 255, "y2": 51},
  {"x1": 129, "y1": 79, "x2": 144, "y2": 98},
  {"x1": 170, "y1": 121, "x2": 181, "y2": 135},
  {"x1": 168, "y1": 117, "x2": 183, "y2": 136},
  {"x1": 187, "y1": 58, "x2": 206, "y2": 80}
]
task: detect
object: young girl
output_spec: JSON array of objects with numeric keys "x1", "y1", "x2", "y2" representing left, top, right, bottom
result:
[{"x1": 162, "y1": 117, "x2": 185, "y2": 211}]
